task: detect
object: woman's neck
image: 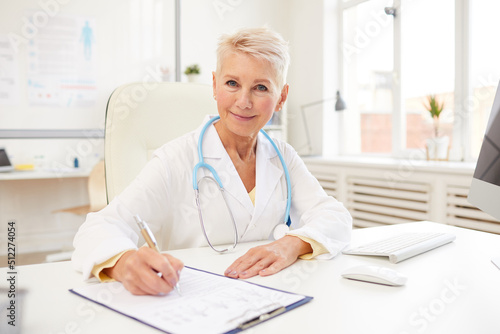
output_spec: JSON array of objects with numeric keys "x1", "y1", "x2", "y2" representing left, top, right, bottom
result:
[
  {"x1": 214, "y1": 121, "x2": 257, "y2": 162},
  {"x1": 214, "y1": 121, "x2": 257, "y2": 192}
]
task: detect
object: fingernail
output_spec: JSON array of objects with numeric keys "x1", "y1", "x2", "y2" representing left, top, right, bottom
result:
[
  {"x1": 240, "y1": 271, "x2": 247, "y2": 276},
  {"x1": 168, "y1": 277, "x2": 178, "y2": 288},
  {"x1": 231, "y1": 271, "x2": 238, "y2": 276},
  {"x1": 225, "y1": 268, "x2": 232, "y2": 275}
]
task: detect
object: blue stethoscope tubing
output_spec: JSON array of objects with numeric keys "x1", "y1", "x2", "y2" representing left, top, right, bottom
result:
[{"x1": 192, "y1": 116, "x2": 292, "y2": 252}]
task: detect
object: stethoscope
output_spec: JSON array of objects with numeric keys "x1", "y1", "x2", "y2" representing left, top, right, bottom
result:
[{"x1": 192, "y1": 116, "x2": 292, "y2": 253}]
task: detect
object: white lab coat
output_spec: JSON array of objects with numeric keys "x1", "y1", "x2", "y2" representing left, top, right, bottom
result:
[{"x1": 72, "y1": 118, "x2": 352, "y2": 279}]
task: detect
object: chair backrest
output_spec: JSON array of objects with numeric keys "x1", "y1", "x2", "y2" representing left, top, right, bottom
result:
[{"x1": 104, "y1": 82, "x2": 216, "y2": 202}]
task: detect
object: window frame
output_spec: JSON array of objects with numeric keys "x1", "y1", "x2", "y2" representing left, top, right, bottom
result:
[{"x1": 338, "y1": 0, "x2": 473, "y2": 161}]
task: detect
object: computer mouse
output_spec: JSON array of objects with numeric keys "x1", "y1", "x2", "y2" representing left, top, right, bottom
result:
[{"x1": 341, "y1": 265, "x2": 407, "y2": 286}]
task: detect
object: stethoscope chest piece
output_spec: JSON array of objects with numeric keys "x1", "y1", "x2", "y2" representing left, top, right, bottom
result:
[{"x1": 273, "y1": 223, "x2": 290, "y2": 240}]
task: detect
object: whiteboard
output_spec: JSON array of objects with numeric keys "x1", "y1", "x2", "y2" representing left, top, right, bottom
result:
[{"x1": 0, "y1": 0, "x2": 176, "y2": 130}]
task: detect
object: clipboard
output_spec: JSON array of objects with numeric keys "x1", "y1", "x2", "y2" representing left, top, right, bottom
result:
[{"x1": 70, "y1": 266, "x2": 312, "y2": 334}]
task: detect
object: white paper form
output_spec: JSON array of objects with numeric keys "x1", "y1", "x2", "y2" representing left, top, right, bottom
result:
[{"x1": 71, "y1": 267, "x2": 310, "y2": 334}]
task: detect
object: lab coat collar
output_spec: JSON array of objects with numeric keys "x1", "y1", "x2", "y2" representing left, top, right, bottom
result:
[
  {"x1": 195, "y1": 115, "x2": 226, "y2": 159},
  {"x1": 194, "y1": 116, "x2": 283, "y2": 222},
  {"x1": 253, "y1": 131, "x2": 283, "y2": 223},
  {"x1": 194, "y1": 116, "x2": 254, "y2": 216}
]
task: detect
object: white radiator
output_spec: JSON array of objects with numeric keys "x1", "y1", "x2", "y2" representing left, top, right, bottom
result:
[
  {"x1": 346, "y1": 177, "x2": 431, "y2": 228},
  {"x1": 446, "y1": 185, "x2": 500, "y2": 234},
  {"x1": 304, "y1": 158, "x2": 500, "y2": 234}
]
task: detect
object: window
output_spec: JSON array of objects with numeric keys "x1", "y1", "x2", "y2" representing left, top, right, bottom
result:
[
  {"x1": 339, "y1": 0, "x2": 499, "y2": 161},
  {"x1": 342, "y1": 0, "x2": 394, "y2": 155},
  {"x1": 401, "y1": 0, "x2": 454, "y2": 152}
]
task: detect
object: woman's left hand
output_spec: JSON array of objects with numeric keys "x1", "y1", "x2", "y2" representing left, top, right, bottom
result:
[{"x1": 224, "y1": 235, "x2": 313, "y2": 279}]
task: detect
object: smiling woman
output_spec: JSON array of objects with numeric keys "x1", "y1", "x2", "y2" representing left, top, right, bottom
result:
[
  {"x1": 211, "y1": 28, "x2": 290, "y2": 193},
  {"x1": 72, "y1": 27, "x2": 352, "y2": 296},
  {"x1": 213, "y1": 52, "x2": 288, "y2": 155}
]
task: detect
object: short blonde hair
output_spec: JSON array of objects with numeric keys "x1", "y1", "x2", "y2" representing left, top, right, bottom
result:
[{"x1": 216, "y1": 27, "x2": 290, "y2": 88}]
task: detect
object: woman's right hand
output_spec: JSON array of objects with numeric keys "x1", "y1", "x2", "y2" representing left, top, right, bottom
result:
[{"x1": 103, "y1": 247, "x2": 184, "y2": 295}]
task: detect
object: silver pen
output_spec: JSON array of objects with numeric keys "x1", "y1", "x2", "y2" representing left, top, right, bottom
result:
[{"x1": 134, "y1": 214, "x2": 182, "y2": 296}]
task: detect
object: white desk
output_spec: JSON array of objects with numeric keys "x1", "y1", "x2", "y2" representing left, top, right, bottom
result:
[
  {"x1": 2, "y1": 221, "x2": 499, "y2": 334},
  {"x1": 0, "y1": 168, "x2": 90, "y2": 180}
]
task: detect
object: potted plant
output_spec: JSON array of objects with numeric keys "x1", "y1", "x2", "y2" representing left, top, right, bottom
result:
[
  {"x1": 423, "y1": 94, "x2": 449, "y2": 160},
  {"x1": 184, "y1": 64, "x2": 200, "y2": 83}
]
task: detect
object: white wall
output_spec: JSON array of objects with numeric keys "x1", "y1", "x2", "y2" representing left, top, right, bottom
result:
[
  {"x1": 180, "y1": 0, "x2": 290, "y2": 85},
  {"x1": 285, "y1": 0, "x2": 325, "y2": 155},
  {"x1": 282, "y1": 0, "x2": 340, "y2": 156},
  {"x1": 322, "y1": 0, "x2": 341, "y2": 157},
  {"x1": 1, "y1": 0, "x2": 335, "y2": 166},
  {"x1": 0, "y1": 0, "x2": 340, "y2": 166}
]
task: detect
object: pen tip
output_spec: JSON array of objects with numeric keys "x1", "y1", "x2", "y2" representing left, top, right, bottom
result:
[
  {"x1": 134, "y1": 215, "x2": 145, "y2": 229},
  {"x1": 175, "y1": 284, "x2": 182, "y2": 296},
  {"x1": 133, "y1": 214, "x2": 142, "y2": 223}
]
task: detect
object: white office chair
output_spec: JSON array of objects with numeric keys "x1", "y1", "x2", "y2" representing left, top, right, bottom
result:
[{"x1": 104, "y1": 82, "x2": 217, "y2": 202}]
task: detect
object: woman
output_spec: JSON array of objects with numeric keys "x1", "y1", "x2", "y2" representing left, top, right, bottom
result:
[{"x1": 72, "y1": 27, "x2": 352, "y2": 296}]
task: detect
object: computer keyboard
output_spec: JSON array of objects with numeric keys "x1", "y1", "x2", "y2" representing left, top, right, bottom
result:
[{"x1": 342, "y1": 232, "x2": 456, "y2": 263}]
